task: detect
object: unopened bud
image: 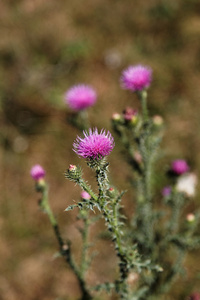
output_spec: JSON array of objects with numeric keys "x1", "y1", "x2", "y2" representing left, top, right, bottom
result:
[
  {"x1": 186, "y1": 213, "x2": 195, "y2": 223},
  {"x1": 123, "y1": 107, "x2": 138, "y2": 123},
  {"x1": 62, "y1": 244, "x2": 69, "y2": 251},
  {"x1": 112, "y1": 113, "x2": 121, "y2": 121},
  {"x1": 127, "y1": 272, "x2": 139, "y2": 285},
  {"x1": 112, "y1": 113, "x2": 123, "y2": 125},
  {"x1": 35, "y1": 178, "x2": 46, "y2": 192},
  {"x1": 134, "y1": 151, "x2": 142, "y2": 164},
  {"x1": 81, "y1": 191, "x2": 91, "y2": 200},
  {"x1": 152, "y1": 115, "x2": 164, "y2": 126},
  {"x1": 107, "y1": 187, "x2": 118, "y2": 198},
  {"x1": 69, "y1": 164, "x2": 77, "y2": 171},
  {"x1": 65, "y1": 164, "x2": 82, "y2": 181}
]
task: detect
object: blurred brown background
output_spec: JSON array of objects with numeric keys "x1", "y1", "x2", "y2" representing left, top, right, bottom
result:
[{"x1": 1, "y1": 0, "x2": 200, "y2": 299}]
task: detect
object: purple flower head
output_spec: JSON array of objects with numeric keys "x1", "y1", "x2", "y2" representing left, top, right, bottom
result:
[
  {"x1": 30, "y1": 164, "x2": 45, "y2": 181},
  {"x1": 162, "y1": 186, "x2": 171, "y2": 197},
  {"x1": 121, "y1": 64, "x2": 152, "y2": 92},
  {"x1": 171, "y1": 159, "x2": 189, "y2": 175},
  {"x1": 64, "y1": 84, "x2": 97, "y2": 111},
  {"x1": 73, "y1": 128, "x2": 115, "y2": 160}
]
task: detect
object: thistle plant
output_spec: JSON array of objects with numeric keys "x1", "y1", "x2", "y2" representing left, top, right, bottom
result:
[{"x1": 31, "y1": 63, "x2": 200, "y2": 300}]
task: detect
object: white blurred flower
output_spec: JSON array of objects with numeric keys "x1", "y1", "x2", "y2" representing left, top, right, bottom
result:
[
  {"x1": 104, "y1": 49, "x2": 122, "y2": 69},
  {"x1": 176, "y1": 173, "x2": 197, "y2": 197},
  {"x1": 186, "y1": 213, "x2": 195, "y2": 222}
]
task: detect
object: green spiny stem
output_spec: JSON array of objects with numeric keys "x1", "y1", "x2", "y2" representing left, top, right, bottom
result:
[
  {"x1": 95, "y1": 166, "x2": 130, "y2": 297},
  {"x1": 80, "y1": 212, "x2": 90, "y2": 278},
  {"x1": 62, "y1": 242, "x2": 92, "y2": 300},
  {"x1": 167, "y1": 193, "x2": 185, "y2": 234},
  {"x1": 95, "y1": 167, "x2": 124, "y2": 255},
  {"x1": 158, "y1": 249, "x2": 185, "y2": 294},
  {"x1": 69, "y1": 110, "x2": 90, "y2": 131},
  {"x1": 77, "y1": 178, "x2": 99, "y2": 202},
  {"x1": 74, "y1": 164, "x2": 131, "y2": 296},
  {"x1": 137, "y1": 132, "x2": 154, "y2": 251},
  {"x1": 138, "y1": 90, "x2": 148, "y2": 123},
  {"x1": 39, "y1": 185, "x2": 57, "y2": 227},
  {"x1": 96, "y1": 167, "x2": 109, "y2": 206},
  {"x1": 38, "y1": 183, "x2": 92, "y2": 300}
]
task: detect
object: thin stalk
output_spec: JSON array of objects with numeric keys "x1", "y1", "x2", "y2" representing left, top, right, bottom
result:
[
  {"x1": 95, "y1": 166, "x2": 129, "y2": 298},
  {"x1": 136, "y1": 91, "x2": 154, "y2": 251},
  {"x1": 80, "y1": 213, "x2": 90, "y2": 278},
  {"x1": 79, "y1": 110, "x2": 90, "y2": 130},
  {"x1": 38, "y1": 182, "x2": 92, "y2": 300},
  {"x1": 138, "y1": 90, "x2": 148, "y2": 123},
  {"x1": 78, "y1": 178, "x2": 98, "y2": 202},
  {"x1": 168, "y1": 193, "x2": 184, "y2": 234}
]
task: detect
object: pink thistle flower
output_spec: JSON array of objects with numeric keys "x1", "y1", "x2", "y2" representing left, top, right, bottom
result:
[
  {"x1": 64, "y1": 84, "x2": 97, "y2": 111},
  {"x1": 73, "y1": 128, "x2": 115, "y2": 160},
  {"x1": 121, "y1": 64, "x2": 152, "y2": 92},
  {"x1": 30, "y1": 164, "x2": 45, "y2": 180},
  {"x1": 171, "y1": 159, "x2": 189, "y2": 175}
]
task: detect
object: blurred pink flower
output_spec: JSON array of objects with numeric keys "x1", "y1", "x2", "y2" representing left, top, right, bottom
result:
[
  {"x1": 123, "y1": 107, "x2": 138, "y2": 121},
  {"x1": 121, "y1": 65, "x2": 152, "y2": 92},
  {"x1": 81, "y1": 191, "x2": 91, "y2": 200},
  {"x1": 171, "y1": 159, "x2": 189, "y2": 175},
  {"x1": 65, "y1": 84, "x2": 97, "y2": 111},
  {"x1": 188, "y1": 293, "x2": 200, "y2": 300},
  {"x1": 30, "y1": 164, "x2": 45, "y2": 180},
  {"x1": 162, "y1": 186, "x2": 171, "y2": 197}
]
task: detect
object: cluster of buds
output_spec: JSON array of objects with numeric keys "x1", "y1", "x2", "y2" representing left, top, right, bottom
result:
[{"x1": 112, "y1": 107, "x2": 139, "y2": 128}]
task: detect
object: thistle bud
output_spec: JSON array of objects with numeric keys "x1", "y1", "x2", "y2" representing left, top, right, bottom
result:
[
  {"x1": 186, "y1": 213, "x2": 195, "y2": 223},
  {"x1": 111, "y1": 113, "x2": 123, "y2": 125},
  {"x1": 81, "y1": 191, "x2": 91, "y2": 200},
  {"x1": 65, "y1": 164, "x2": 82, "y2": 181},
  {"x1": 107, "y1": 187, "x2": 118, "y2": 198},
  {"x1": 152, "y1": 115, "x2": 164, "y2": 127}
]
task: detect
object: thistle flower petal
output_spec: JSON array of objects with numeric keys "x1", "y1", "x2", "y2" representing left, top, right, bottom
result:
[
  {"x1": 64, "y1": 84, "x2": 97, "y2": 111},
  {"x1": 171, "y1": 159, "x2": 189, "y2": 175},
  {"x1": 73, "y1": 128, "x2": 115, "y2": 160},
  {"x1": 121, "y1": 64, "x2": 152, "y2": 92}
]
